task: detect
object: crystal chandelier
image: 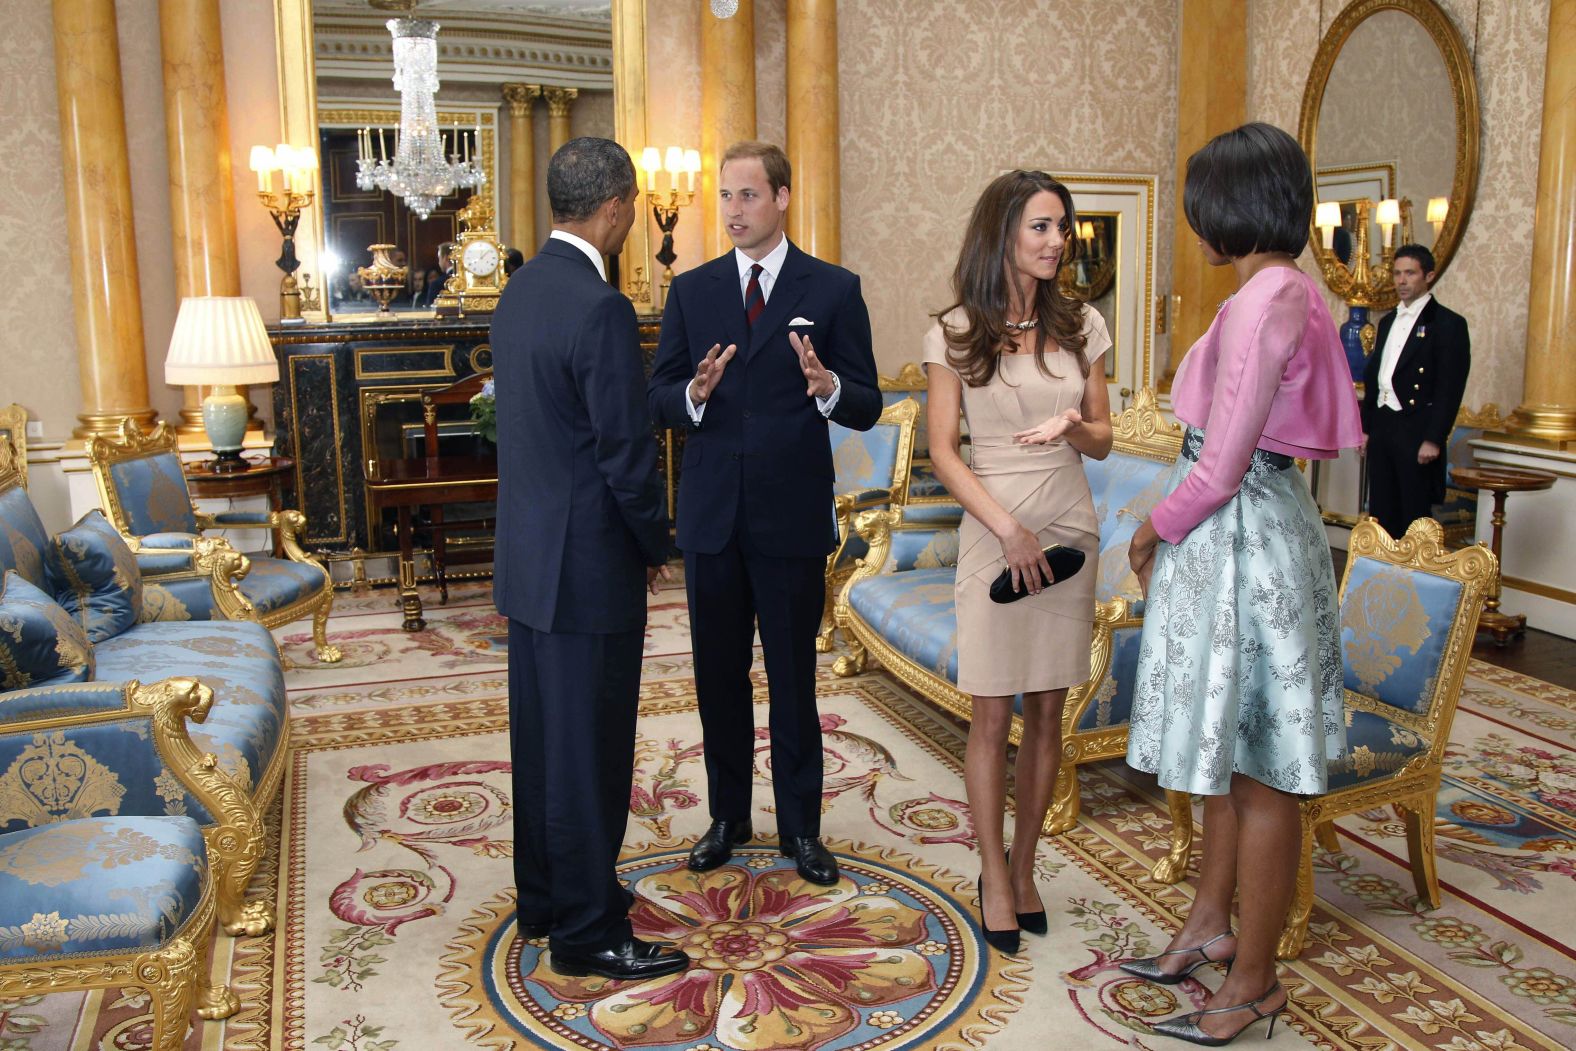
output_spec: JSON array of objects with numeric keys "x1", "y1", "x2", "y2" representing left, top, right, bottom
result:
[{"x1": 355, "y1": 18, "x2": 485, "y2": 220}]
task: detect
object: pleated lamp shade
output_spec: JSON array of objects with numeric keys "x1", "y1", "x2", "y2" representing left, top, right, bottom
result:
[{"x1": 164, "y1": 297, "x2": 279, "y2": 387}]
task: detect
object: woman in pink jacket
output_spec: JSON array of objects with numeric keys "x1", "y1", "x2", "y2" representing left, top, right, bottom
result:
[{"x1": 1120, "y1": 123, "x2": 1363, "y2": 1045}]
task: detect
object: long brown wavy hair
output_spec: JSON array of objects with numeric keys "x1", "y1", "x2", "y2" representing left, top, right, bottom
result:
[{"x1": 936, "y1": 170, "x2": 1088, "y2": 387}]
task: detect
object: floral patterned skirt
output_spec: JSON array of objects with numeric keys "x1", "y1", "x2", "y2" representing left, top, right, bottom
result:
[{"x1": 1125, "y1": 429, "x2": 1346, "y2": 796}]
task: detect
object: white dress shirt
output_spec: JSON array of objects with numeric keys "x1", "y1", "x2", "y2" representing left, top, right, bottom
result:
[
  {"x1": 548, "y1": 229, "x2": 606, "y2": 281},
  {"x1": 1376, "y1": 292, "x2": 1431, "y2": 411},
  {"x1": 685, "y1": 236, "x2": 841, "y2": 423}
]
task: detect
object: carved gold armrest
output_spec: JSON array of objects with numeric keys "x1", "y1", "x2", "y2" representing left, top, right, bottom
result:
[
  {"x1": 194, "y1": 508, "x2": 321, "y2": 567},
  {"x1": 841, "y1": 508, "x2": 902, "y2": 597},
  {"x1": 129, "y1": 677, "x2": 272, "y2": 936},
  {"x1": 192, "y1": 536, "x2": 259, "y2": 622}
]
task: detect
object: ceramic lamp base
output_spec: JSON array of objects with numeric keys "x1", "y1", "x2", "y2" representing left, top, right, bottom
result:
[{"x1": 202, "y1": 386, "x2": 249, "y2": 472}]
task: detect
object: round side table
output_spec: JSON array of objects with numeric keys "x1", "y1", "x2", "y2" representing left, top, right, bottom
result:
[
  {"x1": 183, "y1": 456, "x2": 295, "y2": 557},
  {"x1": 1450, "y1": 465, "x2": 1557, "y2": 645}
]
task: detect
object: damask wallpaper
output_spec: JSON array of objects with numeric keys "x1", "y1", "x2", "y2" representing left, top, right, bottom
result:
[
  {"x1": 1249, "y1": 0, "x2": 1550, "y2": 414},
  {"x1": 0, "y1": 3, "x2": 82, "y2": 439},
  {"x1": 836, "y1": 0, "x2": 1179, "y2": 376}
]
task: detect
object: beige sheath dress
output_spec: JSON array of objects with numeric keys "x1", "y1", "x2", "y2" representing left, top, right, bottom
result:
[{"x1": 921, "y1": 306, "x2": 1111, "y2": 696}]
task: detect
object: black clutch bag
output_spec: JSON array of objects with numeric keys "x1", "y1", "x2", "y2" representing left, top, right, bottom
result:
[{"x1": 989, "y1": 545, "x2": 1086, "y2": 604}]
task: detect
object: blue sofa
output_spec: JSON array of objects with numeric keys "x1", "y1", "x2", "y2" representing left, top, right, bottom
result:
[
  {"x1": 0, "y1": 440, "x2": 287, "y2": 936},
  {"x1": 834, "y1": 387, "x2": 1189, "y2": 855}
]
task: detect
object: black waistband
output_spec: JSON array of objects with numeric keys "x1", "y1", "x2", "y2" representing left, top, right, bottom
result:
[{"x1": 1181, "y1": 428, "x2": 1295, "y2": 471}]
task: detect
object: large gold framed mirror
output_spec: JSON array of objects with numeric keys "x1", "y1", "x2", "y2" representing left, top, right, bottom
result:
[
  {"x1": 1299, "y1": 0, "x2": 1479, "y2": 295},
  {"x1": 273, "y1": 0, "x2": 654, "y2": 315}
]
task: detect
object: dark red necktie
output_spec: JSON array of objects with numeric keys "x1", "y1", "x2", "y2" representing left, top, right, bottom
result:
[{"x1": 744, "y1": 263, "x2": 765, "y2": 328}]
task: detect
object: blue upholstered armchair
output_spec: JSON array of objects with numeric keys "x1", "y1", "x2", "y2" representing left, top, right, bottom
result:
[
  {"x1": 0, "y1": 677, "x2": 241, "y2": 1049},
  {"x1": 818, "y1": 397, "x2": 920, "y2": 652},
  {"x1": 1158, "y1": 518, "x2": 1498, "y2": 959},
  {"x1": 87, "y1": 419, "x2": 341, "y2": 662}
]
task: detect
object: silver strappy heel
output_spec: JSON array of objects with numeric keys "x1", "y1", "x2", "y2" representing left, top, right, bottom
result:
[
  {"x1": 1148, "y1": 982, "x2": 1285, "y2": 1045},
  {"x1": 1117, "y1": 930, "x2": 1235, "y2": 985}
]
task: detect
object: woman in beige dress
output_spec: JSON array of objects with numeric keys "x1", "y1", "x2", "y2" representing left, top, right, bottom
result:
[{"x1": 923, "y1": 170, "x2": 1112, "y2": 954}]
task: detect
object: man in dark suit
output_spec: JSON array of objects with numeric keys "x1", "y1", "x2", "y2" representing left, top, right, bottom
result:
[
  {"x1": 491, "y1": 137, "x2": 687, "y2": 982},
  {"x1": 647, "y1": 141, "x2": 881, "y2": 886},
  {"x1": 1361, "y1": 243, "x2": 1471, "y2": 540}
]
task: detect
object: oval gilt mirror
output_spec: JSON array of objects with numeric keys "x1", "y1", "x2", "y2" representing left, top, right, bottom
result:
[{"x1": 1299, "y1": 0, "x2": 1480, "y2": 290}]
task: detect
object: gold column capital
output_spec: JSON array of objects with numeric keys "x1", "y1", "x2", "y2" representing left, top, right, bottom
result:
[
  {"x1": 502, "y1": 82, "x2": 542, "y2": 115},
  {"x1": 544, "y1": 86, "x2": 580, "y2": 118}
]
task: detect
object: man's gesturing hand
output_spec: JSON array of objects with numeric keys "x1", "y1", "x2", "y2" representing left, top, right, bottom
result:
[
  {"x1": 688, "y1": 343, "x2": 737, "y2": 405},
  {"x1": 790, "y1": 331, "x2": 836, "y2": 399}
]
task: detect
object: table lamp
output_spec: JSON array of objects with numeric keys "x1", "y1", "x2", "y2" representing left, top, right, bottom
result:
[{"x1": 164, "y1": 297, "x2": 279, "y2": 472}]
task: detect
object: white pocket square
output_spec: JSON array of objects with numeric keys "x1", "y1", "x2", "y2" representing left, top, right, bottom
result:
[{"x1": 788, "y1": 317, "x2": 814, "y2": 326}]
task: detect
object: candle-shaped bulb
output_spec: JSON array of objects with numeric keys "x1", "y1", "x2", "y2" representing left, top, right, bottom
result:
[
  {"x1": 249, "y1": 145, "x2": 275, "y2": 192},
  {"x1": 640, "y1": 147, "x2": 661, "y2": 192}
]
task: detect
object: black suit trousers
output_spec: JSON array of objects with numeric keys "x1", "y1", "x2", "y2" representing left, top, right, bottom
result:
[
  {"x1": 509, "y1": 618, "x2": 641, "y2": 953},
  {"x1": 1366, "y1": 407, "x2": 1445, "y2": 541},
  {"x1": 685, "y1": 518, "x2": 826, "y2": 839}
]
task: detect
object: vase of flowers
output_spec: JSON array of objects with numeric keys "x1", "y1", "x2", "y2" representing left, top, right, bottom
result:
[{"x1": 470, "y1": 377, "x2": 496, "y2": 453}]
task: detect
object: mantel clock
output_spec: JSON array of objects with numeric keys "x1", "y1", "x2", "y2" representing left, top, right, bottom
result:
[{"x1": 434, "y1": 195, "x2": 508, "y2": 317}]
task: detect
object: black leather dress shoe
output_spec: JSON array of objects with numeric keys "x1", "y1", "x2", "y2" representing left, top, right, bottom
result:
[
  {"x1": 549, "y1": 937, "x2": 690, "y2": 981},
  {"x1": 781, "y1": 837, "x2": 839, "y2": 885},
  {"x1": 689, "y1": 819, "x2": 753, "y2": 871}
]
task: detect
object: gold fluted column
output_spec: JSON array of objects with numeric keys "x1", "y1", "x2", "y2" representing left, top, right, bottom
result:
[
  {"x1": 503, "y1": 83, "x2": 541, "y2": 258},
  {"x1": 786, "y1": 0, "x2": 839, "y2": 262},
  {"x1": 161, "y1": 0, "x2": 243, "y2": 435},
  {"x1": 1510, "y1": 0, "x2": 1576, "y2": 442},
  {"x1": 702, "y1": 0, "x2": 756, "y2": 260},
  {"x1": 53, "y1": 0, "x2": 156, "y2": 439},
  {"x1": 545, "y1": 87, "x2": 579, "y2": 155},
  {"x1": 1165, "y1": 0, "x2": 1246, "y2": 387}
]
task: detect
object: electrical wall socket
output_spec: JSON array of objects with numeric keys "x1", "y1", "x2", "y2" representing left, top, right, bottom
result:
[{"x1": 25, "y1": 421, "x2": 42, "y2": 439}]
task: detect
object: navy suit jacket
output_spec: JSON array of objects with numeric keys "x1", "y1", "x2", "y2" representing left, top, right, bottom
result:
[
  {"x1": 647, "y1": 242, "x2": 882, "y2": 558},
  {"x1": 1361, "y1": 296, "x2": 1471, "y2": 447},
  {"x1": 490, "y1": 238, "x2": 671, "y2": 634}
]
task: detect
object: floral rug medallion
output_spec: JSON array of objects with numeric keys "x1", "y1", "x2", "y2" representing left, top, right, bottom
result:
[{"x1": 440, "y1": 845, "x2": 1019, "y2": 1051}]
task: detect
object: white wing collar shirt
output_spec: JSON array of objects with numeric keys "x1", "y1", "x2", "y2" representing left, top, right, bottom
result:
[
  {"x1": 685, "y1": 236, "x2": 841, "y2": 422},
  {"x1": 1376, "y1": 292, "x2": 1432, "y2": 411}
]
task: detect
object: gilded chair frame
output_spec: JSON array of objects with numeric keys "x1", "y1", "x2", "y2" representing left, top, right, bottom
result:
[
  {"x1": 835, "y1": 388, "x2": 1183, "y2": 839},
  {"x1": 87, "y1": 420, "x2": 341, "y2": 662},
  {"x1": 818, "y1": 397, "x2": 920, "y2": 652},
  {"x1": 0, "y1": 404, "x2": 26, "y2": 489},
  {"x1": 877, "y1": 363, "x2": 963, "y2": 525},
  {"x1": 1154, "y1": 518, "x2": 1497, "y2": 959},
  {"x1": 0, "y1": 679, "x2": 244, "y2": 1047}
]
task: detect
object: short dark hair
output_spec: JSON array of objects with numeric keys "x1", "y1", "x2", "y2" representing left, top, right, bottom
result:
[
  {"x1": 504, "y1": 248, "x2": 525, "y2": 274},
  {"x1": 547, "y1": 137, "x2": 636, "y2": 223},
  {"x1": 1183, "y1": 122, "x2": 1312, "y2": 259},
  {"x1": 1394, "y1": 243, "x2": 1436, "y2": 275},
  {"x1": 721, "y1": 140, "x2": 791, "y2": 196}
]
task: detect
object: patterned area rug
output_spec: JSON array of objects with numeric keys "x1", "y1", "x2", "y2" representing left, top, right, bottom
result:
[{"x1": 11, "y1": 583, "x2": 1576, "y2": 1051}]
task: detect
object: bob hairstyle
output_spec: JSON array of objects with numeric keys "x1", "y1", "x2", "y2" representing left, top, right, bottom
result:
[
  {"x1": 936, "y1": 170, "x2": 1089, "y2": 388},
  {"x1": 1183, "y1": 122, "x2": 1312, "y2": 259}
]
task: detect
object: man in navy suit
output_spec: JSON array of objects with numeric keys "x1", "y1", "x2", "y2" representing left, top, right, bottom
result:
[
  {"x1": 648, "y1": 141, "x2": 881, "y2": 885},
  {"x1": 491, "y1": 137, "x2": 687, "y2": 982},
  {"x1": 1361, "y1": 243, "x2": 1471, "y2": 540}
]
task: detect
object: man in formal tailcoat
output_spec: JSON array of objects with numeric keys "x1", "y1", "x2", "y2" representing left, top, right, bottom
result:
[
  {"x1": 491, "y1": 137, "x2": 687, "y2": 982},
  {"x1": 1361, "y1": 243, "x2": 1472, "y2": 540},
  {"x1": 647, "y1": 141, "x2": 881, "y2": 885}
]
